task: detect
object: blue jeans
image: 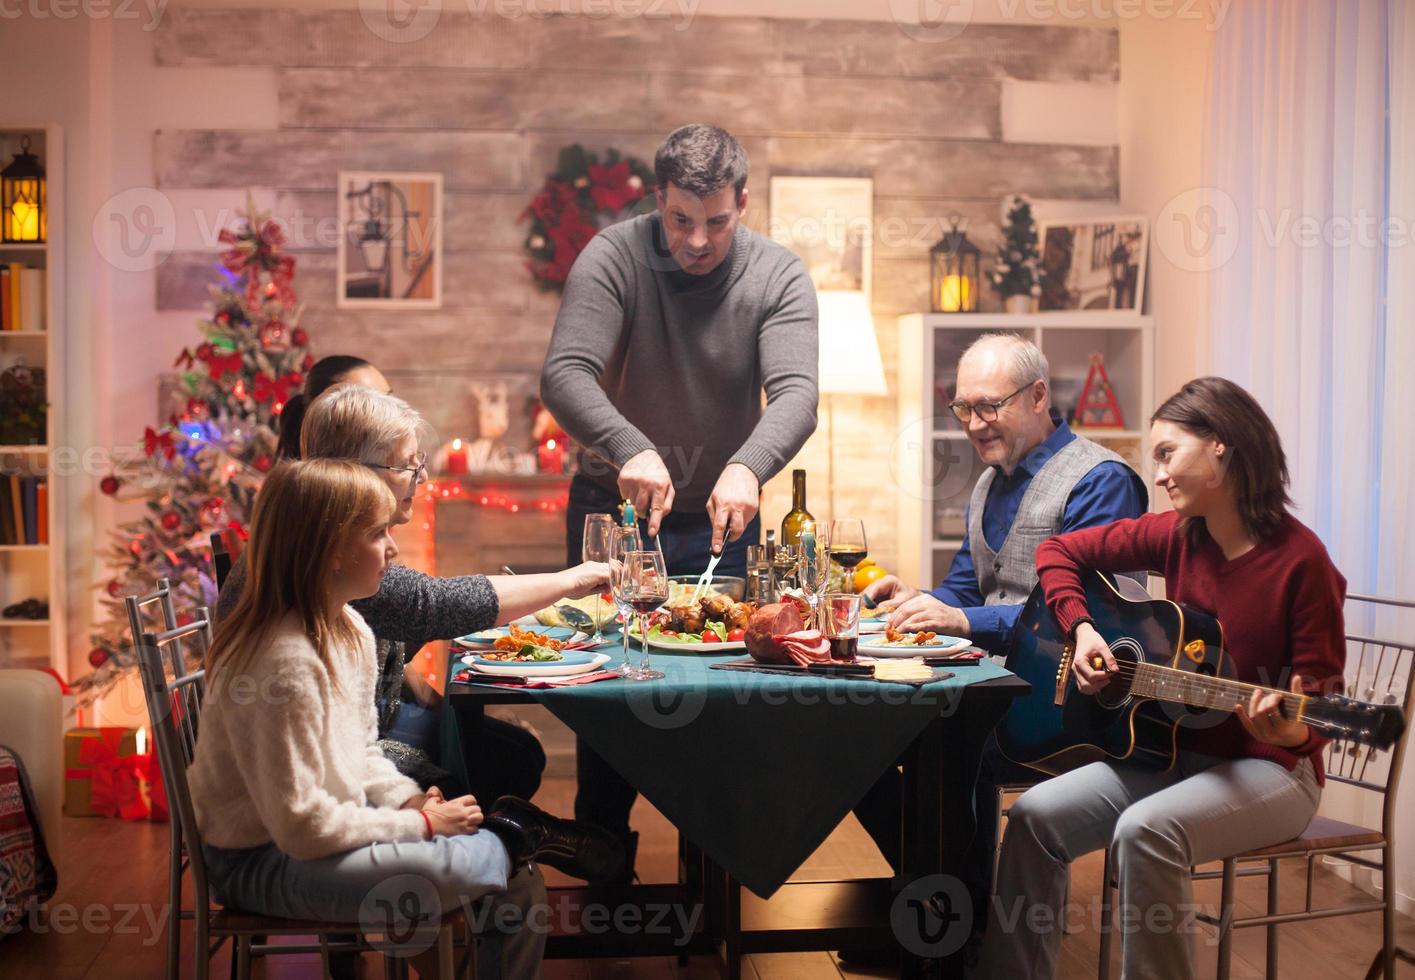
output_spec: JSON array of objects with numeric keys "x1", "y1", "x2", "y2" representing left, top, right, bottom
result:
[{"x1": 203, "y1": 834, "x2": 547, "y2": 979}]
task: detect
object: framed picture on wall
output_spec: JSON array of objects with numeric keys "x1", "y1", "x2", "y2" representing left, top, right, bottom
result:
[
  {"x1": 336, "y1": 171, "x2": 443, "y2": 309},
  {"x1": 768, "y1": 176, "x2": 872, "y2": 296},
  {"x1": 1036, "y1": 216, "x2": 1148, "y2": 312}
]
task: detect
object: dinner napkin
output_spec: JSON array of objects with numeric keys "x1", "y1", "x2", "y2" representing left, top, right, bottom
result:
[{"x1": 454, "y1": 668, "x2": 622, "y2": 689}]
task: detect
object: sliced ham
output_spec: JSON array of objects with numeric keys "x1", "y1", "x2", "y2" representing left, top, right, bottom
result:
[{"x1": 745, "y1": 604, "x2": 829, "y2": 665}]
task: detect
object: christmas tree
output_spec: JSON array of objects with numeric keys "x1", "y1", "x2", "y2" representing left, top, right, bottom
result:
[
  {"x1": 987, "y1": 196, "x2": 1045, "y2": 301},
  {"x1": 76, "y1": 200, "x2": 311, "y2": 705}
]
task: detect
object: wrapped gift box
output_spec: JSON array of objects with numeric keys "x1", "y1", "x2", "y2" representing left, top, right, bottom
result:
[{"x1": 63, "y1": 726, "x2": 150, "y2": 819}]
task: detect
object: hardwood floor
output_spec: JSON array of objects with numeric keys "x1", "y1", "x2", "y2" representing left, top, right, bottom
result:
[{"x1": 5, "y1": 706, "x2": 1411, "y2": 979}]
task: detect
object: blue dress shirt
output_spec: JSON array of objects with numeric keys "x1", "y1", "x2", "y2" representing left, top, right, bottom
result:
[{"x1": 929, "y1": 418, "x2": 1148, "y2": 650}]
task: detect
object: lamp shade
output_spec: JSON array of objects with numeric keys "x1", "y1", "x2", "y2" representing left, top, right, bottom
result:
[{"x1": 816, "y1": 290, "x2": 887, "y2": 396}]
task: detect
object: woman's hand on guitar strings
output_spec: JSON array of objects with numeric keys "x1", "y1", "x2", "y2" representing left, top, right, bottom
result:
[
  {"x1": 1235, "y1": 674, "x2": 1311, "y2": 748},
  {"x1": 1072, "y1": 621, "x2": 1118, "y2": 694}
]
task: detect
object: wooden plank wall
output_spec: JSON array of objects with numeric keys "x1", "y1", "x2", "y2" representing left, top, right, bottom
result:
[{"x1": 152, "y1": 10, "x2": 1119, "y2": 575}]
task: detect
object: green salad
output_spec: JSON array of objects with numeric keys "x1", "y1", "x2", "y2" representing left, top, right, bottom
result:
[{"x1": 646, "y1": 620, "x2": 728, "y2": 644}]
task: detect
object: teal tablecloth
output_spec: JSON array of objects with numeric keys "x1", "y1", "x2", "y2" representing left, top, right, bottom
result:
[{"x1": 453, "y1": 646, "x2": 1014, "y2": 898}]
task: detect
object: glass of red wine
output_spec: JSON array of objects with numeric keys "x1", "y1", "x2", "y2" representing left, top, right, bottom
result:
[
  {"x1": 827, "y1": 519, "x2": 868, "y2": 590},
  {"x1": 823, "y1": 592, "x2": 863, "y2": 662},
  {"x1": 617, "y1": 549, "x2": 668, "y2": 681}
]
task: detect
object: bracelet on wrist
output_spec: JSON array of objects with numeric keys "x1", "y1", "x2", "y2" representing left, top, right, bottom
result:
[
  {"x1": 1068, "y1": 617, "x2": 1095, "y2": 640},
  {"x1": 419, "y1": 809, "x2": 435, "y2": 840}
]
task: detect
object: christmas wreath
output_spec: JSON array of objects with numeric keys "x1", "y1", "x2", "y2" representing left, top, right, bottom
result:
[{"x1": 521, "y1": 144, "x2": 655, "y2": 288}]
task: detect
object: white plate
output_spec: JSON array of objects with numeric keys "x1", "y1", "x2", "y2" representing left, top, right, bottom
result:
[
  {"x1": 454, "y1": 625, "x2": 586, "y2": 649},
  {"x1": 633, "y1": 635, "x2": 747, "y2": 652},
  {"x1": 461, "y1": 652, "x2": 611, "y2": 678},
  {"x1": 857, "y1": 634, "x2": 971, "y2": 658},
  {"x1": 860, "y1": 618, "x2": 889, "y2": 634}
]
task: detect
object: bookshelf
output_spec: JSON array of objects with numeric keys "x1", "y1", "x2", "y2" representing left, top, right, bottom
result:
[
  {"x1": 0, "y1": 124, "x2": 65, "y2": 675},
  {"x1": 895, "y1": 312, "x2": 1154, "y2": 589}
]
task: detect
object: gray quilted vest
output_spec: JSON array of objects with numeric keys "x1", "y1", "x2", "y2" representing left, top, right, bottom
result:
[{"x1": 968, "y1": 436, "x2": 1137, "y2": 606}]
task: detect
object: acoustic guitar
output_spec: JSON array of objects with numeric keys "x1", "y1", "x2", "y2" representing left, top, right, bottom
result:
[{"x1": 998, "y1": 570, "x2": 1406, "y2": 774}]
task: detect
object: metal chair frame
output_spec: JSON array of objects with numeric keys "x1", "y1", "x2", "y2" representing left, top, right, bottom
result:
[
  {"x1": 128, "y1": 582, "x2": 470, "y2": 979},
  {"x1": 1097, "y1": 592, "x2": 1415, "y2": 980}
]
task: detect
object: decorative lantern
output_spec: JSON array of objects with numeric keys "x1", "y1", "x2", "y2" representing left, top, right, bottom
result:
[
  {"x1": 930, "y1": 219, "x2": 980, "y2": 314},
  {"x1": 1, "y1": 136, "x2": 45, "y2": 244}
]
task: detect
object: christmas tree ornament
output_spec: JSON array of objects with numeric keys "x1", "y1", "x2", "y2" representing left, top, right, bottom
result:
[
  {"x1": 99, "y1": 475, "x2": 121, "y2": 496},
  {"x1": 161, "y1": 512, "x2": 181, "y2": 531},
  {"x1": 88, "y1": 648, "x2": 110, "y2": 668}
]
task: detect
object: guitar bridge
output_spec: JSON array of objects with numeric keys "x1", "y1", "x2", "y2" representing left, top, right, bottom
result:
[{"x1": 1055, "y1": 642, "x2": 1075, "y2": 706}]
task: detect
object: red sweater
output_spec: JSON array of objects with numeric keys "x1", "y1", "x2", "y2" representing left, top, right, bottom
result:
[{"x1": 1036, "y1": 510, "x2": 1347, "y2": 781}]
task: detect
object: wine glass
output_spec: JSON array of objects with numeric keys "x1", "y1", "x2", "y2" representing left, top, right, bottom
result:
[
  {"x1": 582, "y1": 514, "x2": 615, "y2": 645},
  {"x1": 620, "y1": 549, "x2": 669, "y2": 681},
  {"x1": 827, "y1": 519, "x2": 868, "y2": 591},
  {"x1": 796, "y1": 521, "x2": 831, "y2": 630},
  {"x1": 607, "y1": 524, "x2": 643, "y2": 676}
]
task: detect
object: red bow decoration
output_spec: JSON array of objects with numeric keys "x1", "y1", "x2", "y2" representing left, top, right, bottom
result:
[
  {"x1": 140, "y1": 752, "x2": 169, "y2": 823},
  {"x1": 143, "y1": 427, "x2": 176, "y2": 461},
  {"x1": 253, "y1": 371, "x2": 302, "y2": 404},
  {"x1": 207, "y1": 351, "x2": 244, "y2": 380},
  {"x1": 78, "y1": 730, "x2": 150, "y2": 821}
]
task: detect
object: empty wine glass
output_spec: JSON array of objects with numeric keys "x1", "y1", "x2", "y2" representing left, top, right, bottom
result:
[
  {"x1": 797, "y1": 521, "x2": 830, "y2": 630},
  {"x1": 607, "y1": 524, "x2": 643, "y2": 676},
  {"x1": 582, "y1": 514, "x2": 615, "y2": 645},
  {"x1": 619, "y1": 549, "x2": 669, "y2": 681}
]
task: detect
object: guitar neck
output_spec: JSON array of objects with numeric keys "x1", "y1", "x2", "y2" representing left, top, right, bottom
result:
[{"x1": 1130, "y1": 662, "x2": 1314, "y2": 725}]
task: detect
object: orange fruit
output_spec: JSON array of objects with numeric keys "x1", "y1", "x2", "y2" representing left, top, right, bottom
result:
[{"x1": 854, "y1": 560, "x2": 888, "y2": 593}]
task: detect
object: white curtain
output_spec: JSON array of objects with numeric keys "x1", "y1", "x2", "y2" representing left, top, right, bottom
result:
[{"x1": 1206, "y1": 0, "x2": 1415, "y2": 914}]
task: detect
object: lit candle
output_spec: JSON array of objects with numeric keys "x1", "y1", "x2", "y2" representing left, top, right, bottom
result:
[
  {"x1": 939, "y1": 275, "x2": 970, "y2": 313},
  {"x1": 445, "y1": 438, "x2": 468, "y2": 475}
]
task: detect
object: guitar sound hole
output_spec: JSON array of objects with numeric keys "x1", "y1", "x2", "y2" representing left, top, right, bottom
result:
[{"x1": 1095, "y1": 638, "x2": 1142, "y2": 709}]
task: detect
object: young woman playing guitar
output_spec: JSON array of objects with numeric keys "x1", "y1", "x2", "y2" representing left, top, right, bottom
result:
[{"x1": 976, "y1": 377, "x2": 1347, "y2": 980}]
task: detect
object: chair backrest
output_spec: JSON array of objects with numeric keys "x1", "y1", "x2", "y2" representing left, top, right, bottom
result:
[
  {"x1": 1324, "y1": 593, "x2": 1415, "y2": 839},
  {"x1": 124, "y1": 579, "x2": 215, "y2": 686},
  {"x1": 135, "y1": 619, "x2": 216, "y2": 915}
]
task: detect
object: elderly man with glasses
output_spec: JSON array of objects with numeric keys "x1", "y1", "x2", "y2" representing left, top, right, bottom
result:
[{"x1": 845, "y1": 332, "x2": 1147, "y2": 966}]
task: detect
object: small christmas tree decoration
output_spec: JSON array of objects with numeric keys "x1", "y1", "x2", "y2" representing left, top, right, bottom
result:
[
  {"x1": 1073, "y1": 353, "x2": 1127, "y2": 429},
  {"x1": 76, "y1": 196, "x2": 310, "y2": 706},
  {"x1": 987, "y1": 196, "x2": 1045, "y2": 313}
]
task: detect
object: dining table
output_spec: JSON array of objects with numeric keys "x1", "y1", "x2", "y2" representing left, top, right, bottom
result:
[{"x1": 441, "y1": 638, "x2": 1029, "y2": 979}]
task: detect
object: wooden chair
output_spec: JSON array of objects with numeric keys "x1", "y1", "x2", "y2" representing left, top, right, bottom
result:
[
  {"x1": 130, "y1": 589, "x2": 472, "y2": 979},
  {"x1": 1097, "y1": 592, "x2": 1415, "y2": 980}
]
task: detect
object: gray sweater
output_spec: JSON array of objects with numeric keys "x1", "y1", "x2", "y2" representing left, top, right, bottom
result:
[{"x1": 540, "y1": 213, "x2": 820, "y2": 509}]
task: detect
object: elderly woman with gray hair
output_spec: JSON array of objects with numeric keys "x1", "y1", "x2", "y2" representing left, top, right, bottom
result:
[{"x1": 218, "y1": 381, "x2": 609, "y2": 809}]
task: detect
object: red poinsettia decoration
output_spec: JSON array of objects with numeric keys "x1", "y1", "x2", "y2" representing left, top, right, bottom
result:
[{"x1": 522, "y1": 145, "x2": 653, "y2": 289}]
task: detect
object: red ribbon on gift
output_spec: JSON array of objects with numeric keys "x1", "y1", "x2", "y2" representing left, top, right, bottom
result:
[
  {"x1": 74, "y1": 729, "x2": 150, "y2": 821},
  {"x1": 140, "y1": 752, "x2": 169, "y2": 823}
]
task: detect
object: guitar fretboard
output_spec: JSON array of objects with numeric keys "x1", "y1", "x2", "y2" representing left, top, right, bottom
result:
[{"x1": 1129, "y1": 661, "x2": 1308, "y2": 719}]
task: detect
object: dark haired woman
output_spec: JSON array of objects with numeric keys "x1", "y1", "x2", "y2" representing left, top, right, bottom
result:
[
  {"x1": 275, "y1": 354, "x2": 390, "y2": 459},
  {"x1": 976, "y1": 377, "x2": 1347, "y2": 980}
]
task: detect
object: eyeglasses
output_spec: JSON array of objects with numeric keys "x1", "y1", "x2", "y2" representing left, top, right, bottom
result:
[
  {"x1": 948, "y1": 381, "x2": 1038, "y2": 423},
  {"x1": 365, "y1": 451, "x2": 428, "y2": 478}
]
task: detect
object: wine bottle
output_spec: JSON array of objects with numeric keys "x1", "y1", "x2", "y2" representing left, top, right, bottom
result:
[{"x1": 779, "y1": 469, "x2": 814, "y2": 550}]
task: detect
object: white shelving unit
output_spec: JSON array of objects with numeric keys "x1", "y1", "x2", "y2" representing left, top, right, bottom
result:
[
  {"x1": 896, "y1": 311, "x2": 1154, "y2": 589},
  {"x1": 0, "y1": 124, "x2": 66, "y2": 675}
]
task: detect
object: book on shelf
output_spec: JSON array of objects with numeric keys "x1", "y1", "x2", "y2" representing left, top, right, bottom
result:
[
  {"x1": 0, "y1": 476, "x2": 46, "y2": 545},
  {"x1": 0, "y1": 477, "x2": 12, "y2": 546},
  {"x1": 0, "y1": 263, "x2": 44, "y2": 331},
  {"x1": 7, "y1": 475, "x2": 20, "y2": 539}
]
